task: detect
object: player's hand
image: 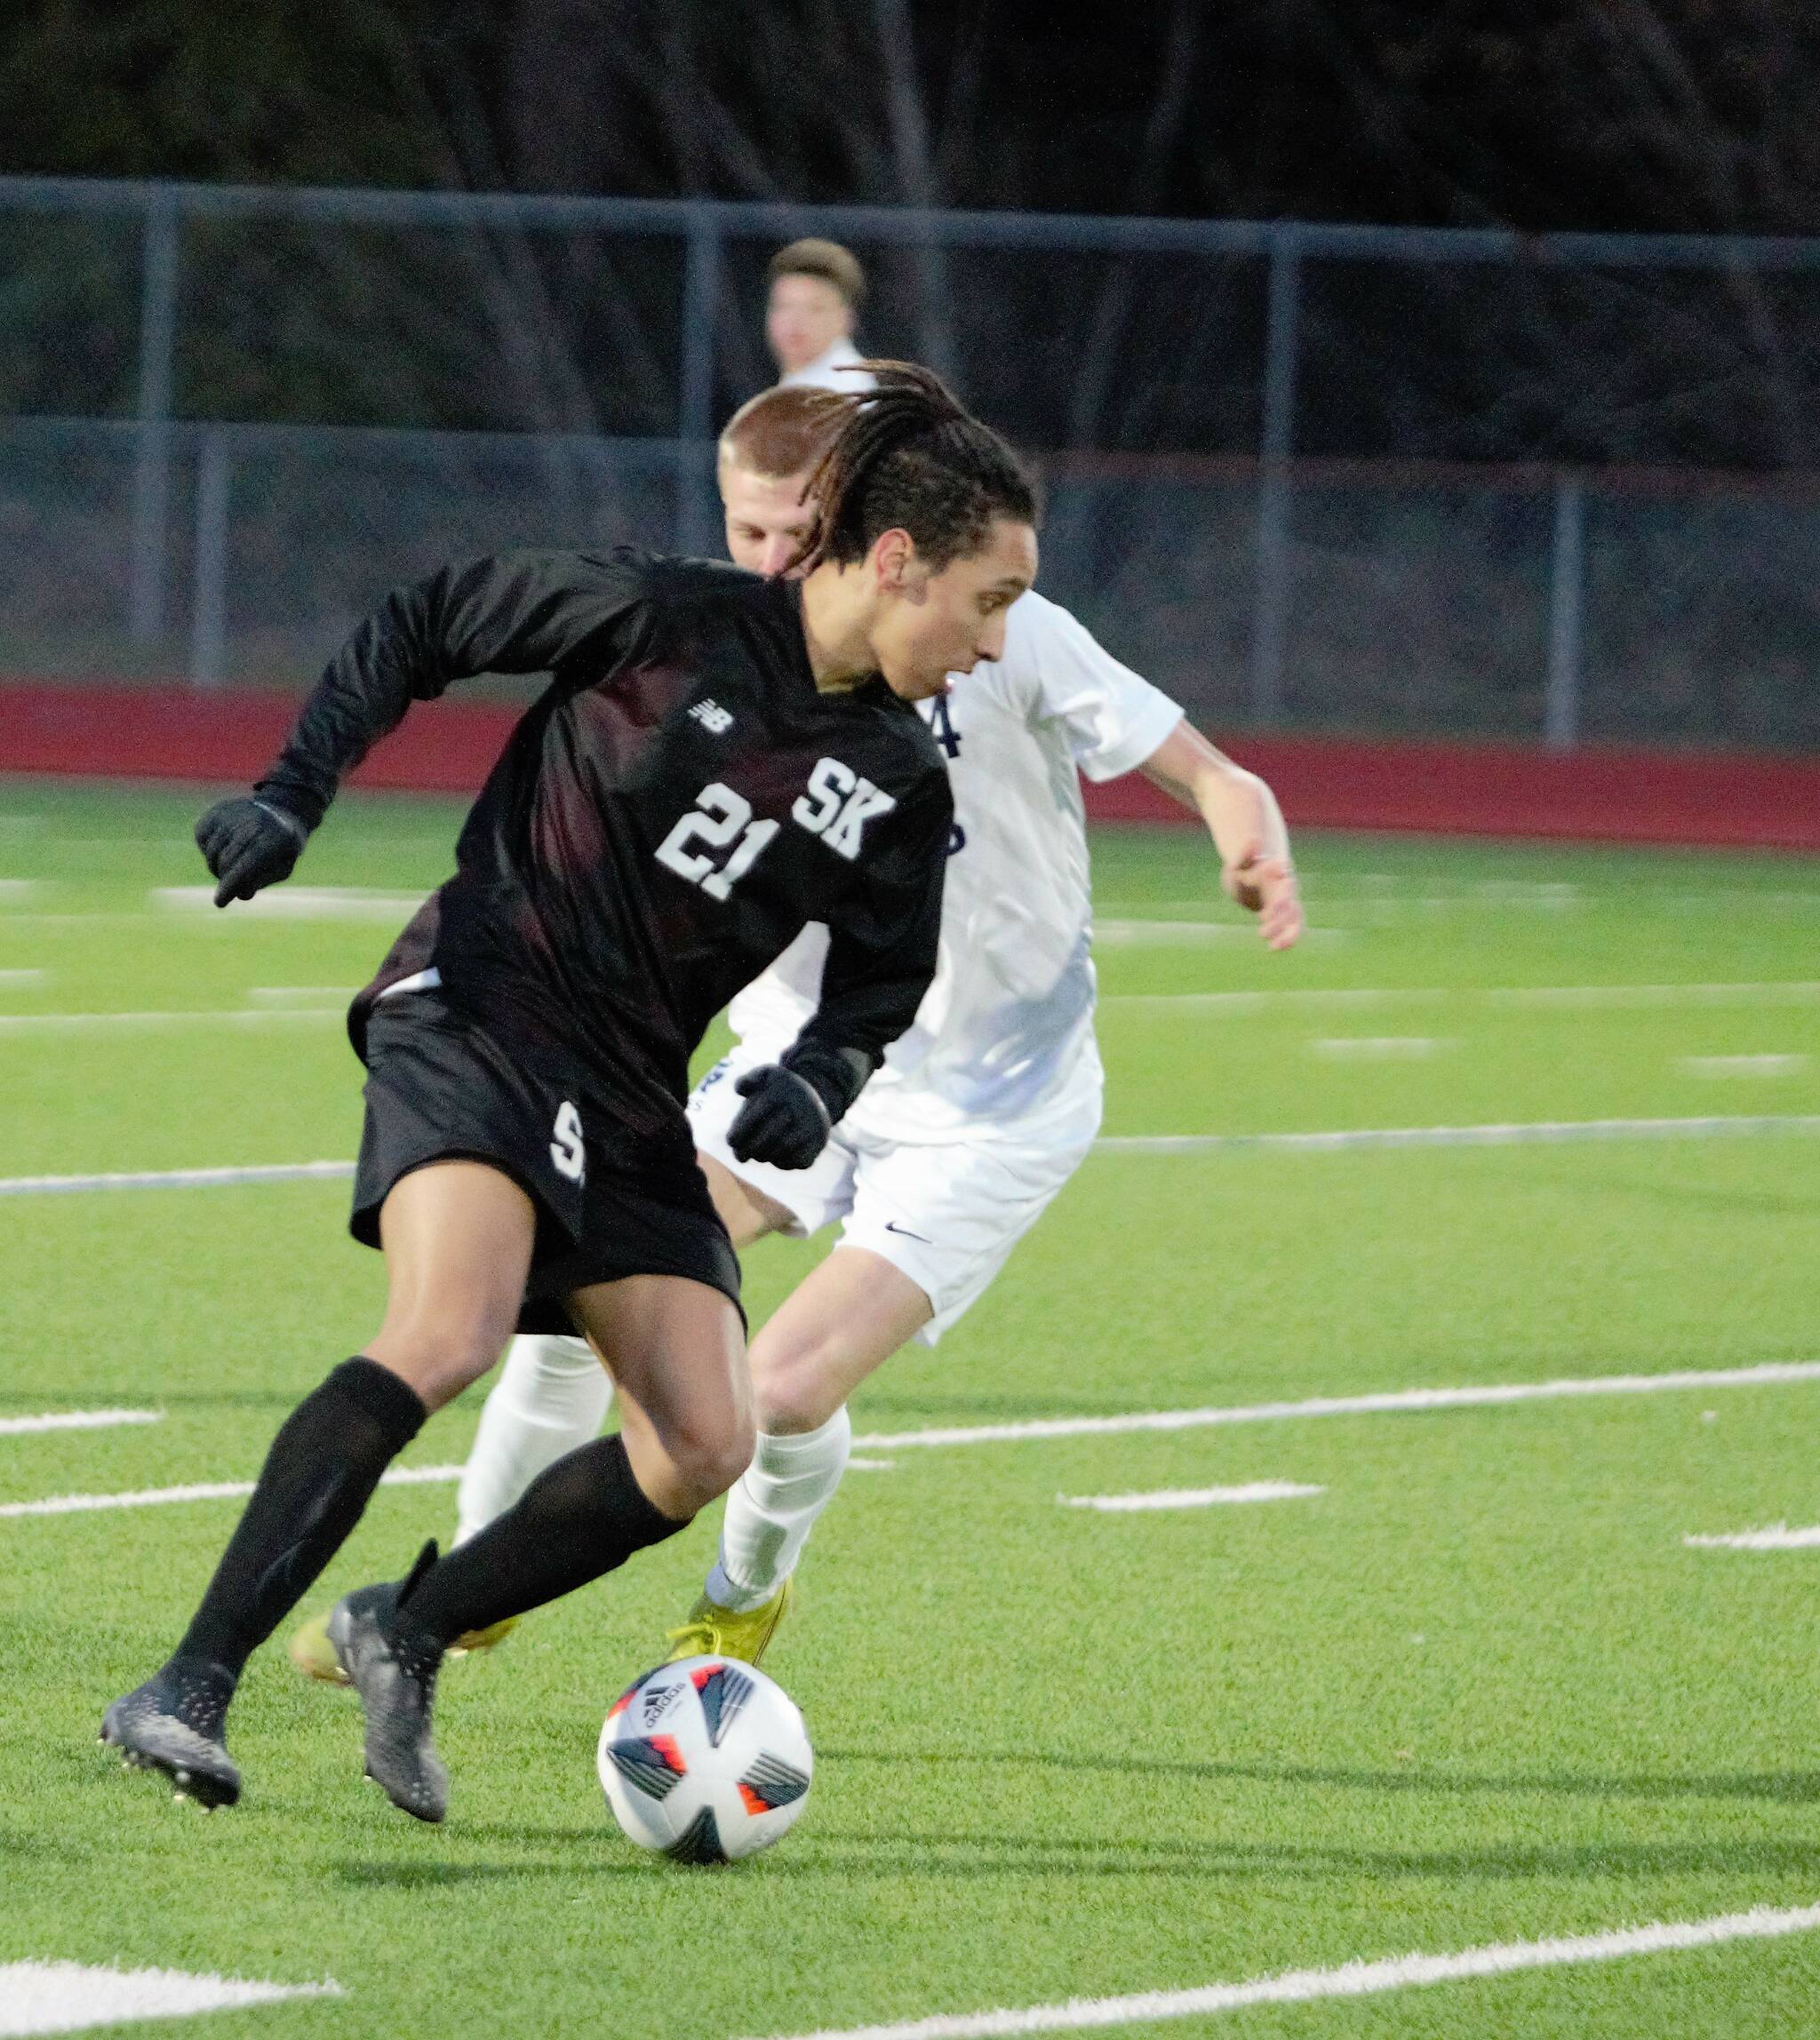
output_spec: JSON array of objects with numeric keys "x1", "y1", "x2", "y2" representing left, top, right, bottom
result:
[
  {"x1": 195, "y1": 795, "x2": 310, "y2": 907},
  {"x1": 727, "y1": 1064, "x2": 833, "y2": 1170},
  {"x1": 1222, "y1": 834, "x2": 1304, "y2": 951}
]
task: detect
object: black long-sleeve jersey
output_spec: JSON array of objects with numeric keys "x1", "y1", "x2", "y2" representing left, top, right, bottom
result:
[{"x1": 256, "y1": 546, "x2": 953, "y2": 1170}]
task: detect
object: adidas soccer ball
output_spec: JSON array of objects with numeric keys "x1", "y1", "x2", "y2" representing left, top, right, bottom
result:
[{"x1": 597, "y1": 1655, "x2": 813, "y2": 1864}]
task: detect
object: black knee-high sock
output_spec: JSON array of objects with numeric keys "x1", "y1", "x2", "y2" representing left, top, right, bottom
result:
[
  {"x1": 396, "y1": 1436, "x2": 686, "y2": 1651},
  {"x1": 174, "y1": 1358, "x2": 427, "y2": 1676}
]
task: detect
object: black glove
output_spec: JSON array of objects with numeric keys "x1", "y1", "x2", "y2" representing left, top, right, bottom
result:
[
  {"x1": 727, "y1": 1064, "x2": 833, "y2": 1171},
  {"x1": 195, "y1": 794, "x2": 311, "y2": 907}
]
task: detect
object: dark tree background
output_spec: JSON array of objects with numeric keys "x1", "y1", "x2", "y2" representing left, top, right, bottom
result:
[
  {"x1": 4, "y1": 3, "x2": 1820, "y2": 465},
  {"x1": 8, "y1": 1, "x2": 1820, "y2": 232}
]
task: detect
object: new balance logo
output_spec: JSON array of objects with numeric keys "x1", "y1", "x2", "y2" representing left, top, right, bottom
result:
[{"x1": 690, "y1": 699, "x2": 734, "y2": 735}]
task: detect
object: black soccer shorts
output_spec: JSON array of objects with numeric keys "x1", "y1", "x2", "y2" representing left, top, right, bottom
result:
[{"x1": 351, "y1": 989, "x2": 742, "y2": 1324}]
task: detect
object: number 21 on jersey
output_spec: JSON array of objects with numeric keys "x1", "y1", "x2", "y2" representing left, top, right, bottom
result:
[
  {"x1": 653, "y1": 784, "x2": 779, "y2": 901},
  {"x1": 655, "y1": 757, "x2": 898, "y2": 902}
]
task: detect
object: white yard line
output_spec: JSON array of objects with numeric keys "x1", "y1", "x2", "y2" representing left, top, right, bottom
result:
[
  {"x1": 1095, "y1": 920, "x2": 1343, "y2": 947},
  {"x1": 7, "y1": 1115, "x2": 1820, "y2": 1200},
  {"x1": 0, "y1": 880, "x2": 43, "y2": 905},
  {"x1": 0, "y1": 1462, "x2": 464, "y2": 1520},
  {"x1": 0, "y1": 1160, "x2": 354, "y2": 1199},
  {"x1": 0, "y1": 912, "x2": 251, "y2": 929},
  {"x1": 1685, "y1": 1524, "x2": 1820, "y2": 1550},
  {"x1": 150, "y1": 885, "x2": 423, "y2": 920},
  {"x1": 1094, "y1": 1115, "x2": 1820, "y2": 1155},
  {"x1": 246, "y1": 985, "x2": 358, "y2": 1006},
  {"x1": 1094, "y1": 920, "x2": 1251, "y2": 944},
  {"x1": 746, "y1": 1903, "x2": 1820, "y2": 2040},
  {"x1": 0, "y1": 968, "x2": 46, "y2": 989},
  {"x1": 4, "y1": 1365, "x2": 1818, "y2": 1509},
  {"x1": 1060, "y1": 1482, "x2": 1322, "y2": 1511},
  {"x1": 0, "y1": 1008, "x2": 341, "y2": 1032},
  {"x1": 851, "y1": 1361, "x2": 1820, "y2": 1450},
  {"x1": 0, "y1": 1961, "x2": 342, "y2": 2037},
  {"x1": 1489, "y1": 981, "x2": 1820, "y2": 1009},
  {"x1": 0, "y1": 1409, "x2": 161, "y2": 1437},
  {"x1": 1640, "y1": 890, "x2": 1820, "y2": 912},
  {"x1": 0, "y1": 1458, "x2": 890, "y2": 1518},
  {"x1": 1105, "y1": 982, "x2": 1820, "y2": 1013},
  {"x1": 1106, "y1": 989, "x2": 1446, "y2": 1013},
  {"x1": 1680, "y1": 1055, "x2": 1808, "y2": 1078},
  {"x1": 1308, "y1": 1037, "x2": 1447, "y2": 1059}
]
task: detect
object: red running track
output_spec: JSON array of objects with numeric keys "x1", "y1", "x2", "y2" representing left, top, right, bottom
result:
[{"x1": 2, "y1": 681, "x2": 1816, "y2": 850}]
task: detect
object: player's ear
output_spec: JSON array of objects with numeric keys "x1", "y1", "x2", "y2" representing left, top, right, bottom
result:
[{"x1": 871, "y1": 528, "x2": 916, "y2": 593}]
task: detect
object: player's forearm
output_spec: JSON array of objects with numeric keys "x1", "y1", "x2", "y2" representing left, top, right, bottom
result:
[
  {"x1": 258, "y1": 552, "x2": 628, "y2": 830},
  {"x1": 255, "y1": 572, "x2": 464, "y2": 829},
  {"x1": 1138, "y1": 722, "x2": 1291, "y2": 869},
  {"x1": 788, "y1": 960, "x2": 918, "y2": 1109},
  {"x1": 791, "y1": 798, "x2": 949, "y2": 1091}
]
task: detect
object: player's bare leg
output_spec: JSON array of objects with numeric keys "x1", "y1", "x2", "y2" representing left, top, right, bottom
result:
[
  {"x1": 362, "y1": 1162, "x2": 539, "y2": 1406},
  {"x1": 331, "y1": 1276, "x2": 751, "y2": 1820},
  {"x1": 574, "y1": 1275, "x2": 754, "y2": 1519},
  {"x1": 104, "y1": 1161, "x2": 534, "y2": 1807},
  {"x1": 675, "y1": 1246, "x2": 931, "y2": 1661},
  {"x1": 451, "y1": 1151, "x2": 786, "y2": 1531},
  {"x1": 291, "y1": 1151, "x2": 794, "y2": 1680},
  {"x1": 443, "y1": 1146, "x2": 784, "y2": 1531}
]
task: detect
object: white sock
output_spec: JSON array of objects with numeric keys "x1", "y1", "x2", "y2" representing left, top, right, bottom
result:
[
  {"x1": 455, "y1": 1333, "x2": 613, "y2": 1543},
  {"x1": 707, "y1": 1407, "x2": 851, "y2": 1613}
]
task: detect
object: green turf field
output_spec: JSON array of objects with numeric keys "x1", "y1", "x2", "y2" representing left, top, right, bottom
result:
[{"x1": 2, "y1": 779, "x2": 1818, "y2": 2038}]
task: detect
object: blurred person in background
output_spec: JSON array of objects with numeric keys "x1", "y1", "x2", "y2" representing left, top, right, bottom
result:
[
  {"x1": 287, "y1": 380, "x2": 1303, "y2": 1684},
  {"x1": 768, "y1": 238, "x2": 875, "y2": 393}
]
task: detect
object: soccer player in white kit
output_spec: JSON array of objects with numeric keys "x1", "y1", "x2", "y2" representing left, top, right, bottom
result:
[{"x1": 287, "y1": 379, "x2": 1301, "y2": 1681}]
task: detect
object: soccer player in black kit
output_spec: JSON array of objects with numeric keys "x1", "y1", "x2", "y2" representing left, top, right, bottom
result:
[{"x1": 101, "y1": 364, "x2": 1039, "y2": 1821}]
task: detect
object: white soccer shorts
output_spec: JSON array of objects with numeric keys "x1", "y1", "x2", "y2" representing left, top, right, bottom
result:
[{"x1": 688, "y1": 1046, "x2": 1100, "y2": 1345}]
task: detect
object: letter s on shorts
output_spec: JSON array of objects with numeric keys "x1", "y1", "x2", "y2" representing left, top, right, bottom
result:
[{"x1": 550, "y1": 1100, "x2": 587, "y2": 1183}]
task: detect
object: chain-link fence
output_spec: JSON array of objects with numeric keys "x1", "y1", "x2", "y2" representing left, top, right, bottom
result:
[{"x1": 4, "y1": 178, "x2": 1819, "y2": 749}]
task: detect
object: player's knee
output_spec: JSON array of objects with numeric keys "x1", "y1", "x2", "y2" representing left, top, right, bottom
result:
[
  {"x1": 666, "y1": 1412, "x2": 757, "y2": 1508},
  {"x1": 749, "y1": 1348, "x2": 842, "y2": 1435},
  {"x1": 370, "y1": 1313, "x2": 514, "y2": 1407}
]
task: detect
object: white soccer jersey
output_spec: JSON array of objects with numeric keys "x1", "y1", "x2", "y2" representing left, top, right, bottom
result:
[
  {"x1": 728, "y1": 590, "x2": 1185, "y2": 1143},
  {"x1": 776, "y1": 339, "x2": 874, "y2": 394}
]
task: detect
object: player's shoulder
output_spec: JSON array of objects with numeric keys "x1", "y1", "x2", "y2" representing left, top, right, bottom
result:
[
  {"x1": 570, "y1": 547, "x2": 790, "y2": 659},
  {"x1": 588, "y1": 546, "x2": 774, "y2": 616},
  {"x1": 995, "y1": 586, "x2": 1171, "y2": 721},
  {"x1": 868, "y1": 690, "x2": 949, "y2": 790},
  {"x1": 1001, "y1": 587, "x2": 1103, "y2": 667},
  {"x1": 834, "y1": 693, "x2": 950, "y2": 841},
  {"x1": 964, "y1": 589, "x2": 1096, "y2": 722}
]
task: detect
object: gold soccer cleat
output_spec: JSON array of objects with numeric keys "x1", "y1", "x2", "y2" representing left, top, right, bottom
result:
[
  {"x1": 286, "y1": 1606, "x2": 516, "y2": 1684},
  {"x1": 664, "y1": 1579, "x2": 793, "y2": 1668}
]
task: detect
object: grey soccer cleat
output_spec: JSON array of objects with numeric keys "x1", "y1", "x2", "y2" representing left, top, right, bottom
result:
[
  {"x1": 100, "y1": 1657, "x2": 241, "y2": 1810},
  {"x1": 326, "y1": 1543, "x2": 449, "y2": 1824}
]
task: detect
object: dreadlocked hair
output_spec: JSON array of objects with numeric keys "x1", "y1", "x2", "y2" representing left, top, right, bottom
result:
[{"x1": 792, "y1": 361, "x2": 1039, "y2": 576}]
